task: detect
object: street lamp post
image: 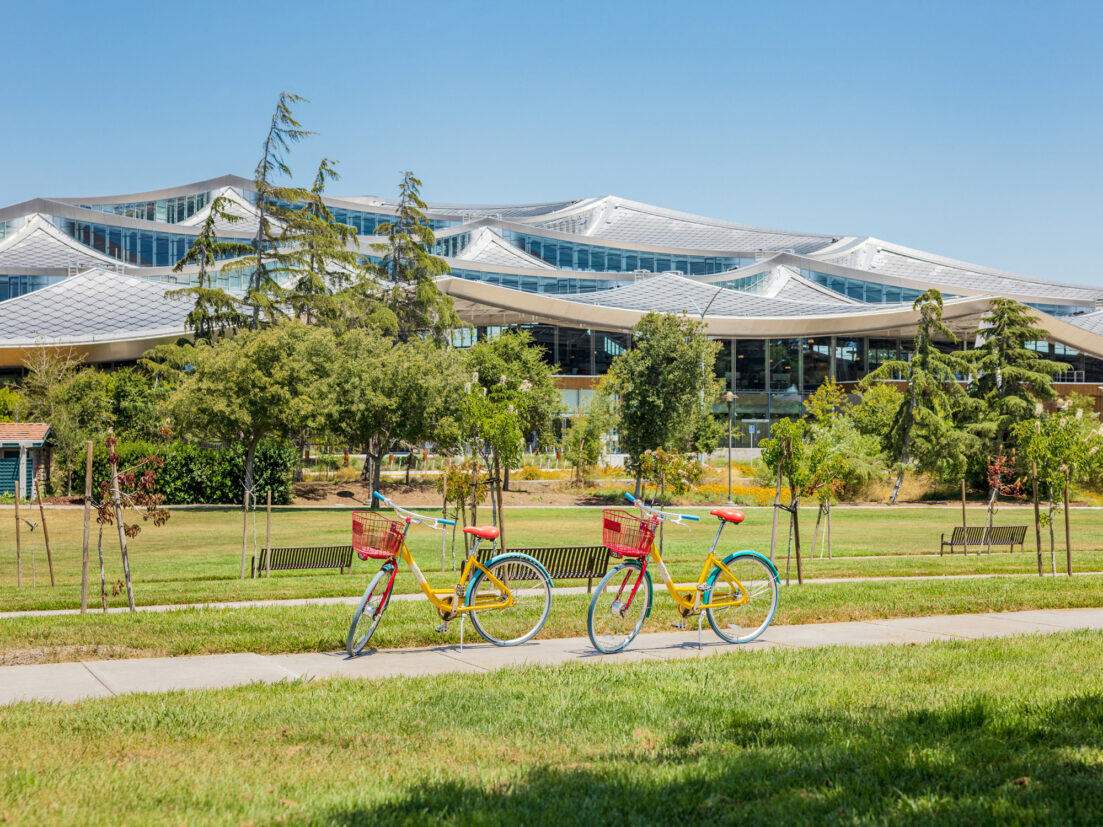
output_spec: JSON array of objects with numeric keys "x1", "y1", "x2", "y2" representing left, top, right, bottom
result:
[{"x1": 723, "y1": 390, "x2": 735, "y2": 504}]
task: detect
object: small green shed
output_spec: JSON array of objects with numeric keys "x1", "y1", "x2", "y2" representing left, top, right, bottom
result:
[{"x1": 0, "y1": 423, "x2": 51, "y2": 499}]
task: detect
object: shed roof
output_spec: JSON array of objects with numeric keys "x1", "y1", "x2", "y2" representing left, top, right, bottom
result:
[{"x1": 0, "y1": 423, "x2": 51, "y2": 444}]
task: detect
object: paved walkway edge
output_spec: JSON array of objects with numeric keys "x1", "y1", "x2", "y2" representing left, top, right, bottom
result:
[{"x1": 3, "y1": 607, "x2": 1103, "y2": 706}]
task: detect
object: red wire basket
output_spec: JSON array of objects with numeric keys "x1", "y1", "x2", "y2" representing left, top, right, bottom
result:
[
  {"x1": 601, "y1": 509, "x2": 658, "y2": 558},
  {"x1": 352, "y1": 511, "x2": 406, "y2": 560}
]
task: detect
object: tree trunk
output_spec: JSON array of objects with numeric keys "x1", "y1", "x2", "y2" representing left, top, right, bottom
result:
[
  {"x1": 405, "y1": 451, "x2": 413, "y2": 485},
  {"x1": 372, "y1": 451, "x2": 383, "y2": 509},
  {"x1": 240, "y1": 487, "x2": 250, "y2": 579},
  {"x1": 889, "y1": 467, "x2": 905, "y2": 505},
  {"x1": 1032, "y1": 463, "x2": 1043, "y2": 576},
  {"x1": 244, "y1": 438, "x2": 259, "y2": 498},
  {"x1": 13, "y1": 479, "x2": 21, "y2": 589},
  {"x1": 812, "y1": 503, "x2": 824, "y2": 560},
  {"x1": 503, "y1": 465, "x2": 510, "y2": 492},
  {"x1": 97, "y1": 521, "x2": 107, "y2": 612},
  {"x1": 35, "y1": 479, "x2": 55, "y2": 588}
]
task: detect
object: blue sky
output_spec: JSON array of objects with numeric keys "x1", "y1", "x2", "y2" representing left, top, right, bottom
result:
[{"x1": 2, "y1": 0, "x2": 1100, "y2": 284}]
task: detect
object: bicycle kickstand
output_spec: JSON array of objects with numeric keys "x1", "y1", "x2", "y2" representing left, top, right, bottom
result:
[
  {"x1": 697, "y1": 612, "x2": 705, "y2": 651},
  {"x1": 459, "y1": 614, "x2": 465, "y2": 651}
]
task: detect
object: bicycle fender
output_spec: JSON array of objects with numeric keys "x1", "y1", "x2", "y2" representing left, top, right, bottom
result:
[
  {"x1": 465, "y1": 552, "x2": 555, "y2": 604},
  {"x1": 705, "y1": 550, "x2": 780, "y2": 591}
]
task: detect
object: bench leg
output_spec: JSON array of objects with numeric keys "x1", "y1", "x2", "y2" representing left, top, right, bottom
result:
[{"x1": 587, "y1": 576, "x2": 593, "y2": 595}]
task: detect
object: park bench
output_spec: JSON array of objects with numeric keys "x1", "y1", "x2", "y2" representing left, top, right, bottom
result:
[
  {"x1": 477, "y1": 545, "x2": 611, "y2": 593},
  {"x1": 251, "y1": 545, "x2": 355, "y2": 577},
  {"x1": 940, "y1": 525, "x2": 1027, "y2": 555}
]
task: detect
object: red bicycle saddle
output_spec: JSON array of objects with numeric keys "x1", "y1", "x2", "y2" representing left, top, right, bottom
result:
[
  {"x1": 463, "y1": 525, "x2": 500, "y2": 540},
  {"x1": 710, "y1": 508, "x2": 745, "y2": 524}
]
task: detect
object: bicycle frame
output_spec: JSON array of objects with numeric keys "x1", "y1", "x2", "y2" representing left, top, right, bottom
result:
[
  {"x1": 396, "y1": 533, "x2": 517, "y2": 616},
  {"x1": 613, "y1": 508, "x2": 749, "y2": 616}
]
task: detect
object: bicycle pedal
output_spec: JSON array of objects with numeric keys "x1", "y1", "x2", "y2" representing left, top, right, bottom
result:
[
  {"x1": 671, "y1": 621, "x2": 688, "y2": 630},
  {"x1": 435, "y1": 623, "x2": 448, "y2": 634}
]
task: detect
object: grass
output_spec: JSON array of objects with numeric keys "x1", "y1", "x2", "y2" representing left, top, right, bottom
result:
[
  {"x1": 5, "y1": 573, "x2": 1103, "y2": 664},
  {"x1": 2, "y1": 505, "x2": 1101, "y2": 613},
  {"x1": 3, "y1": 631, "x2": 1103, "y2": 824}
]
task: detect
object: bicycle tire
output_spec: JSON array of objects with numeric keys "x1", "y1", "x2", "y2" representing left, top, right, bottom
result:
[
  {"x1": 346, "y1": 565, "x2": 394, "y2": 656},
  {"x1": 587, "y1": 560, "x2": 651, "y2": 654},
  {"x1": 704, "y1": 552, "x2": 779, "y2": 644},
  {"x1": 466, "y1": 555, "x2": 552, "y2": 646}
]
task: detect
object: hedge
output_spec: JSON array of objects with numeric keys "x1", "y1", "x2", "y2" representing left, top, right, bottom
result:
[{"x1": 90, "y1": 439, "x2": 296, "y2": 505}]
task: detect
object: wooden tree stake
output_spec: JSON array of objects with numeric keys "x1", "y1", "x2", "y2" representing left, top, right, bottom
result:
[
  {"x1": 265, "y1": 489, "x2": 272, "y2": 578},
  {"x1": 1031, "y1": 462, "x2": 1043, "y2": 576},
  {"x1": 35, "y1": 478, "x2": 55, "y2": 587},
  {"x1": 1064, "y1": 469, "x2": 1072, "y2": 577},
  {"x1": 81, "y1": 441, "x2": 93, "y2": 612},
  {"x1": 240, "y1": 487, "x2": 250, "y2": 579},
  {"x1": 14, "y1": 479, "x2": 22, "y2": 589}
]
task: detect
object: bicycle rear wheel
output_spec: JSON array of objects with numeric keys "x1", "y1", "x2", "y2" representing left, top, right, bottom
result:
[
  {"x1": 587, "y1": 560, "x2": 651, "y2": 654},
  {"x1": 347, "y1": 564, "x2": 394, "y2": 656},
  {"x1": 467, "y1": 556, "x2": 552, "y2": 646},
  {"x1": 704, "y1": 553, "x2": 778, "y2": 644}
]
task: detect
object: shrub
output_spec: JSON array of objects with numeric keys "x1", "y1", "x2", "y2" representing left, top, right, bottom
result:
[
  {"x1": 92, "y1": 439, "x2": 295, "y2": 505},
  {"x1": 517, "y1": 465, "x2": 543, "y2": 480}
]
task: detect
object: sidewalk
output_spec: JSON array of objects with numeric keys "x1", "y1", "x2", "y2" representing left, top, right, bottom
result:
[
  {"x1": 4, "y1": 570, "x2": 1100, "y2": 620},
  {"x1": 3, "y1": 607, "x2": 1102, "y2": 706}
]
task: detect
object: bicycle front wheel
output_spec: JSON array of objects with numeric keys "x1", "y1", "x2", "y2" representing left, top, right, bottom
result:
[
  {"x1": 704, "y1": 553, "x2": 778, "y2": 644},
  {"x1": 347, "y1": 565, "x2": 394, "y2": 656},
  {"x1": 467, "y1": 556, "x2": 552, "y2": 646},
  {"x1": 587, "y1": 560, "x2": 651, "y2": 654}
]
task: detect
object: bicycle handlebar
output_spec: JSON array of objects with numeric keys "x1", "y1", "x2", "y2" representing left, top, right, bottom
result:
[
  {"x1": 623, "y1": 492, "x2": 700, "y2": 524},
  {"x1": 372, "y1": 491, "x2": 457, "y2": 529}
]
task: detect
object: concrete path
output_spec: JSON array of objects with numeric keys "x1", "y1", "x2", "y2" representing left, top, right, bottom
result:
[
  {"x1": 3, "y1": 607, "x2": 1103, "y2": 706},
  {"x1": 4, "y1": 570, "x2": 1101, "y2": 620}
]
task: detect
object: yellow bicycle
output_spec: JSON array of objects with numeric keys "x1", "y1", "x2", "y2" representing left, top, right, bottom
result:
[
  {"x1": 587, "y1": 493, "x2": 780, "y2": 653},
  {"x1": 346, "y1": 492, "x2": 553, "y2": 656}
]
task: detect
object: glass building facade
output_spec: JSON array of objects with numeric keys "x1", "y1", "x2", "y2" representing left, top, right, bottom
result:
[{"x1": 79, "y1": 193, "x2": 209, "y2": 224}]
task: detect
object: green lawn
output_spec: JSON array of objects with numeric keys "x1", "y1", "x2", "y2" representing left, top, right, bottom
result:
[
  {"x1": 1, "y1": 505, "x2": 1100, "y2": 613},
  {"x1": 5, "y1": 573, "x2": 1103, "y2": 664},
  {"x1": 3, "y1": 631, "x2": 1103, "y2": 824}
]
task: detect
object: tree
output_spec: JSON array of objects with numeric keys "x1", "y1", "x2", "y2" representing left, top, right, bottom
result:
[
  {"x1": 18, "y1": 349, "x2": 113, "y2": 494},
  {"x1": 604, "y1": 312, "x2": 723, "y2": 493},
  {"x1": 760, "y1": 418, "x2": 845, "y2": 585},
  {"x1": 462, "y1": 331, "x2": 561, "y2": 547},
  {"x1": 562, "y1": 393, "x2": 615, "y2": 485},
  {"x1": 167, "y1": 195, "x2": 253, "y2": 341},
  {"x1": 1013, "y1": 401, "x2": 1103, "y2": 576},
  {"x1": 0, "y1": 385, "x2": 21, "y2": 422},
  {"x1": 965, "y1": 298, "x2": 1063, "y2": 502},
  {"x1": 373, "y1": 171, "x2": 460, "y2": 340},
  {"x1": 859, "y1": 290, "x2": 971, "y2": 504},
  {"x1": 850, "y1": 383, "x2": 905, "y2": 441},
  {"x1": 167, "y1": 322, "x2": 334, "y2": 494},
  {"x1": 283, "y1": 158, "x2": 364, "y2": 326},
  {"x1": 230, "y1": 91, "x2": 314, "y2": 328},
  {"x1": 326, "y1": 330, "x2": 464, "y2": 500}
]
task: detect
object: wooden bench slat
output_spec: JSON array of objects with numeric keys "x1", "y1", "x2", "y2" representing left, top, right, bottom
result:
[
  {"x1": 940, "y1": 526, "x2": 1028, "y2": 555},
  {"x1": 251, "y1": 545, "x2": 354, "y2": 577}
]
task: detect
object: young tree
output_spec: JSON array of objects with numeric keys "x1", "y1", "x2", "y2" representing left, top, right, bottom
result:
[
  {"x1": 604, "y1": 312, "x2": 723, "y2": 493},
  {"x1": 965, "y1": 298, "x2": 1063, "y2": 503},
  {"x1": 167, "y1": 321, "x2": 335, "y2": 494},
  {"x1": 373, "y1": 171, "x2": 460, "y2": 340},
  {"x1": 167, "y1": 196, "x2": 254, "y2": 341},
  {"x1": 760, "y1": 417, "x2": 845, "y2": 585},
  {"x1": 462, "y1": 331, "x2": 561, "y2": 548},
  {"x1": 859, "y1": 290, "x2": 971, "y2": 504},
  {"x1": 562, "y1": 393, "x2": 615, "y2": 485}
]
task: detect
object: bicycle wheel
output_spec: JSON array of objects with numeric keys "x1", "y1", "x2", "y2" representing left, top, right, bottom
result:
[
  {"x1": 346, "y1": 565, "x2": 394, "y2": 656},
  {"x1": 467, "y1": 556, "x2": 552, "y2": 646},
  {"x1": 704, "y1": 553, "x2": 778, "y2": 644},
  {"x1": 587, "y1": 560, "x2": 651, "y2": 654}
]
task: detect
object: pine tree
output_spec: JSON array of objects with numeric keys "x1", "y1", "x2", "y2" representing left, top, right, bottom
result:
[
  {"x1": 231, "y1": 91, "x2": 315, "y2": 328},
  {"x1": 283, "y1": 158, "x2": 363, "y2": 325},
  {"x1": 167, "y1": 196, "x2": 254, "y2": 341},
  {"x1": 860, "y1": 289, "x2": 971, "y2": 503},
  {"x1": 965, "y1": 298, "x2": 1064, "y2": 504},
  {"x1": 373, "y1": 171, "x2": 459, "y2": 340}
]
